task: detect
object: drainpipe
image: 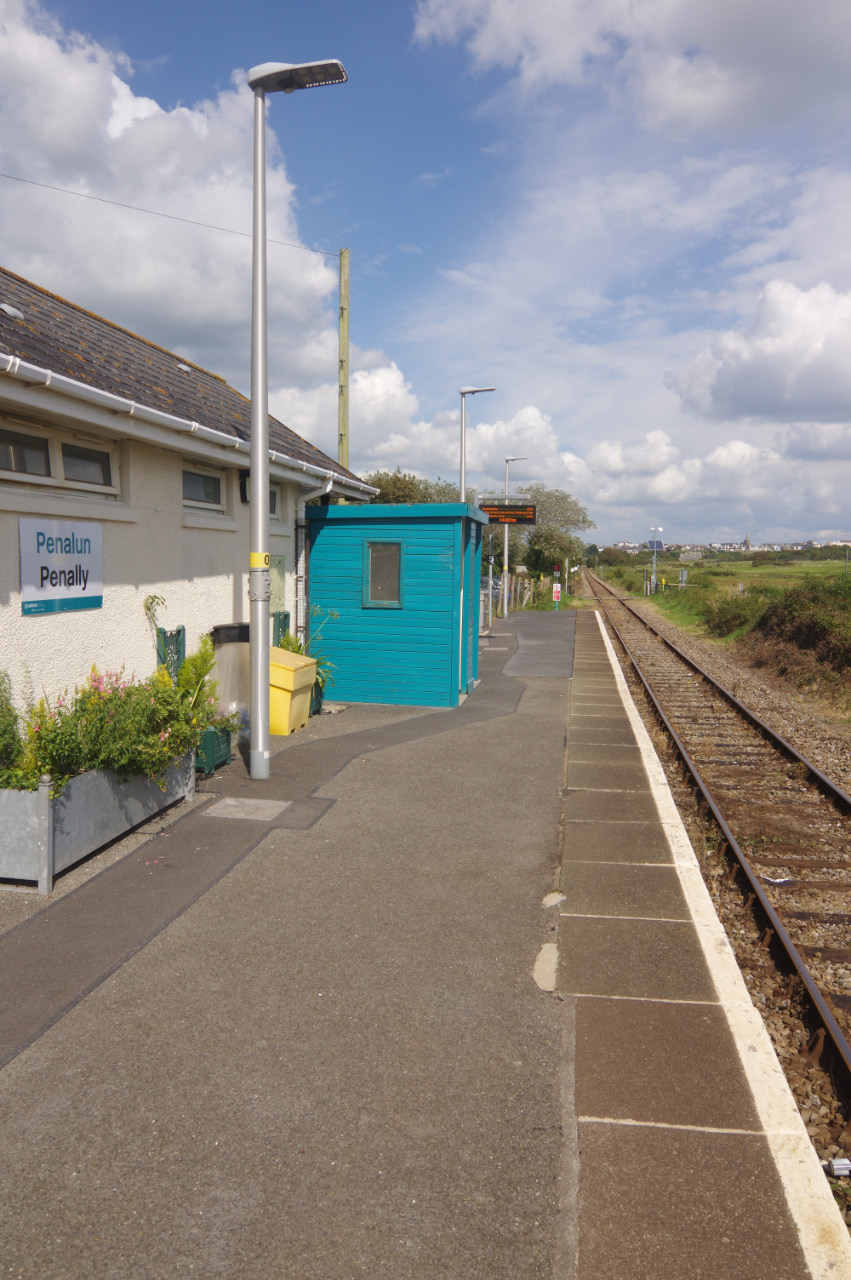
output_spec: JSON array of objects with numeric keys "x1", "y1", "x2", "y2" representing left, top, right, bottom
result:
[{"x1": 296, "y1": 478, "x2": 333, "y2": 646}]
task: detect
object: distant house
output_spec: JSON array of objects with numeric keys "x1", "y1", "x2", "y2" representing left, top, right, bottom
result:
[{"x1": 0, "y1": 266, "x2": 373, "y2": 707}]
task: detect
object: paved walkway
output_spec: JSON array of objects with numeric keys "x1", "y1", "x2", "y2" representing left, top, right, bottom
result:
[
  {"x1": 0, "y1": 609, "x2": 847, "y2": 1278},
  {"x1": 0, "y1": 612, "x2": 574, "y2": 1279}
]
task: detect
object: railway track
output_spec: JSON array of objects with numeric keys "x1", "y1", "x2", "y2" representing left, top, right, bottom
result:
[{"x1": 585, "y1": 570, "x2": 851, "y2": 1117}]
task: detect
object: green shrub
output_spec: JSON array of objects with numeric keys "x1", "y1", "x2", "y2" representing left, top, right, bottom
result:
[
  {"x1": 756, "y1": 578, "x2": 851, "y2": 670},
  {"x1": 19, "y1": 667, "x2": 198, "y2": 791},
  {"x1": 176, "y1": 633, "x2": 218, "y2": 710},
  {"x1": 0, "y1": 671, "x2": 21, "y2": 772},
  {"x1": 1, "y1": 635, "x2": 238, "y2": 793},
  {"x1": 702, "y1": 586, "x2": 780, "y2": 637}
]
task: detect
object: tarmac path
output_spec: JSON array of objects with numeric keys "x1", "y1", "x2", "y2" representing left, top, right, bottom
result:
[{"x1": 0, "y1": 613, "x2": 576, "y2": 1278}]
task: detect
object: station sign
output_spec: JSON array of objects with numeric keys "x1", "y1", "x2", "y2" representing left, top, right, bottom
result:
[
  {"x1": 19, "y1": 517, "x2": 103, "y2": 615},
  {"x1": 479, "y1": 502, "x2": 537, "y2": 525}
]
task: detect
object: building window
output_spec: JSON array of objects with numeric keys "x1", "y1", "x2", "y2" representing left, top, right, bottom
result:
[
  {"x1": 61, "y1": 442, "x2": 112, "y2": 486},
  {"x1": 182, "y1": 469, "x2": 223, "y2": 507},
  {"x1": 0, "y1": 422, "x2": 119, "y2": 496},
  {"x1": 239, "y1": 472, "x2": 282, "y2": 517},
  {"x1": 0, "y1": 426, "x2": 51, "y2": 477},
  {"x1": 364, "y1": 541, "x2": 402, "y2": 607}
]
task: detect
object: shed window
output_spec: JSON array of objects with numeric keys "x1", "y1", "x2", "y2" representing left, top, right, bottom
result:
[
  {"x1": 61, "y1": 442, "x2": 111, "y2": 486},
  {"x1": 366, "y1": 542, "x2": 401, "y2": 606},
  {"x1": 0, "y1": 426, "x2": 50, "y2": 477}
]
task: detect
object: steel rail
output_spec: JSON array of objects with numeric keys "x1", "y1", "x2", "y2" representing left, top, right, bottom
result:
[
  {"x1": 588, "y1": 572, "x2": 851, "y2": 1088},
  {"x1": 590, "y1": 574, "x2": 851, "y2": 811}
]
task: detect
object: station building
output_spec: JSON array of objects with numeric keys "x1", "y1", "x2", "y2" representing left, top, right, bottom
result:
[{"x1": 0, "y1": 266, "x2": 373, "y2": 709}]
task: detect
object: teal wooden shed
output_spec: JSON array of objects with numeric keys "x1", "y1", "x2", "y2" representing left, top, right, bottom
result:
[{"x1": 306, "y1": 503, "x2": 488, "y2": 708}]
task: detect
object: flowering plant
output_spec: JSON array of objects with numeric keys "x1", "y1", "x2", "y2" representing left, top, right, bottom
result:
[{"x1": 0, "y1": 636, "x2": 238, "y2": 793}]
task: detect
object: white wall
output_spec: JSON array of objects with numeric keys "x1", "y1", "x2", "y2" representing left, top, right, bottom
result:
[{"x1": 0, "y1": 435, "x2": 297, "y2": 710}]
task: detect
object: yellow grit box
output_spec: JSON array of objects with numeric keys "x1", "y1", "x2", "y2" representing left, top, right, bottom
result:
[{"x1": 269, "y1": 649, "x2": 317, "y2": 736}]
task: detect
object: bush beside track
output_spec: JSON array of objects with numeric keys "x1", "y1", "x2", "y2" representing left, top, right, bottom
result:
[{"x1": 599, "y1": 563, "x2": 851, "y2": 695}]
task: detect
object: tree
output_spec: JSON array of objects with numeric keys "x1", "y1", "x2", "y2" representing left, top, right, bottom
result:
[
  {"x1": 362, "y1": 468, "x2": 428, "y2": 504},
  {"x1": 362, "y1": 468, "x2": 470, "y2": 505},
  {"x1": 515, "y1": 485, "x2": 595, "y2": 575},
  {"x1": 599, "y1": 546, "x2": 632, "y2": 565}
]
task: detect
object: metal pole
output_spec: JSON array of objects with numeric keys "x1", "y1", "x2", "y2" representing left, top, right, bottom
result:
[
  {"x1": 502, "y1": 459, "x2": 510, "y2": 617},
  {"x1": 488, "y1": 531, "x2": 493, "y2": 630},
  {"x1": 459, "y1": 392, "x2": 467, "y2": 505},
  {"x1": 338, "y1": 247, "x2": 349, "y2": 474},
  {"x1": 457, "y1": 392, "x2": 467, "y2": 697},
  {"x1": 249, "y1": 87, "x2": 271, "y2": 780}
]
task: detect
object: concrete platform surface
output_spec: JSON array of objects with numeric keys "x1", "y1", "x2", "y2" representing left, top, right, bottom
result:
[{"x1": 0, "y1": 606, "x2": 847, "y2": 1279}]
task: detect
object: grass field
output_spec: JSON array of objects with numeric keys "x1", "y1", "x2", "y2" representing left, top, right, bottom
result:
[{"x1": 599, "y1": 557, "x2": 851, "y2": 699}]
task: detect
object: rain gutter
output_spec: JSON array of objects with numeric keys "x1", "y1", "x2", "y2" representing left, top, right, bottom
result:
[{"x1": 0, "y1": 353, "x2": 377, "y2": 501}]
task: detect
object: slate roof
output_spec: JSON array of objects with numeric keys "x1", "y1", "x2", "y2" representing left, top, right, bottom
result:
[{"x1": 0, "y1": 265, "x2": 361, "y2": 484}]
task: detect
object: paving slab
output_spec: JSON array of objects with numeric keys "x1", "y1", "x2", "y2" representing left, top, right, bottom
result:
[
  {"x1": 559, "y1": 915, "x2": 718, "y2": 1002},
  {"x1": 575, "y1": 996, "x2": 760, "y2": 1129},
  {"x1": 566, "y1": 759, "x2": 651, "y2": 791},
  {"x1": 564, "y1": 787, "x2": 661, "y2": 823},
  {"x1": 563, "y1": 819, "x2": 676, "y2": 863},
  {"x1": 565, "y1": 742, "x2": 645, "y2": 766},
  {"x1": 560, "y1": 862, "x2": 689, "y2": 919},
  {"x1": 575, "y1": 1124, "x2": 810, "y2": 1280},
  {"x1": 566, "y1": 725, "x2": 638, "y2": 746}
]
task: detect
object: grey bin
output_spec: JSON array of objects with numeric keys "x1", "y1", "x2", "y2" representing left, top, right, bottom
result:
[
  {"x1": 210, "y1": 623, "x2": 250, "y2": 721},
  {"x1": 210, "y1": 612, "x2": 291, "y2": 722}
]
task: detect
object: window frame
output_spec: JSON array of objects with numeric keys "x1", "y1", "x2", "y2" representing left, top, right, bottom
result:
[
  {"x1": 182, "y1": 465, "x2": 226, "y2": 512},
  {"x1": 0, "y1": 419, "x2": 120, "y2": 496},
  {"x1": 362, "y1": 539, "x2": 404, "y2": 609}
]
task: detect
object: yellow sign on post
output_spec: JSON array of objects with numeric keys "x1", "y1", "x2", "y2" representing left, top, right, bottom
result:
[{"x1": 250, "y1": 551, "x2": 270, "y2": 569}]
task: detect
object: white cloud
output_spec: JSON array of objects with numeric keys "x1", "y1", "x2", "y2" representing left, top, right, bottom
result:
[
  {"x1": 782, "y1": 424, "x2": 851, "y2": 462},
  {"x1": 0, "y1": 0, "x2": 339, "y2": 400},
  {"x1": 587, "y1": 430, "x2": 679, "y2": 476},
  {"x1": 413, "y1": 167, "x2": 453, "y2": 190},
  {"x1": 670, "y1": 281, "x2": 851, "y2": 422},
  {"x1": 414, "y1": 0, "x2": 851, "y2": 136}
]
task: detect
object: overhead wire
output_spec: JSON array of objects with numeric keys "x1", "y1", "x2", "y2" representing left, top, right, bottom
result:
[{"x1": 0, "y1": 169, "x2": 337, "y2": 258}]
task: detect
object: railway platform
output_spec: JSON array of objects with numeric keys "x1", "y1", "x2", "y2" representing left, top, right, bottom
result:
[
  {"x1": 0, "y1": 609, "x2": 848, "y2": 1277},
  {"x1": 560, "y1": 608, "x2": 850, "y2": 1279}
]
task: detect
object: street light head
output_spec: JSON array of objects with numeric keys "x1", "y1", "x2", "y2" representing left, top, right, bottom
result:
[
  {"x1": 248, "y1": 60, "x2": 348, "y2": 94},
  {"x1": 505, "y1": 456, "x2": 526, "y2": 463},
  {"x1": 459, "y1": 386, "x2": 495, "y2": 395}
]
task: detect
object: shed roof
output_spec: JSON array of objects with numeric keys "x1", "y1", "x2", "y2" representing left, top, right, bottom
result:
[
  {"x1": 0, "y1": 265, "x2": 361, "y2": 485},
  {"x1": 307, "y1": 502, "x2": 489, "y2": 524}
]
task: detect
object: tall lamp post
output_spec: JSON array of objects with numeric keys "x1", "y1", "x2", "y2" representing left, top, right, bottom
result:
[
  {"x1": 502, "y1": 455, "x2": 525, "y2": 615},
  {"x1": 650, "y1": 525, "x2": 663, "y2": 595},
  {"x1": 246, "y1": 59, "x2": 347, "y2": 781},
  {"x1": 458, "y1": 386, "x2": 495, "y2": 504}
]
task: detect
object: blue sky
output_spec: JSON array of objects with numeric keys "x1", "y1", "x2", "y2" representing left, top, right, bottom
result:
[{"x1": 3, "y1": 0, "x2": 851, "y2": 544}]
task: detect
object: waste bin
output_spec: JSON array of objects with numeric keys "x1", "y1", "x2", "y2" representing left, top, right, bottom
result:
[
  {"x1": 210, "y1": 623, "x2": 250, "y2": 721},
  {"x1": 269, "y1": 649, "x2": 317, "y2": 736}
]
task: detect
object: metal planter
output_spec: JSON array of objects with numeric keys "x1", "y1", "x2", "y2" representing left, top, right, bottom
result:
[{"x1": 0, "y1": 751, "x2": 194, "y2": 895}]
